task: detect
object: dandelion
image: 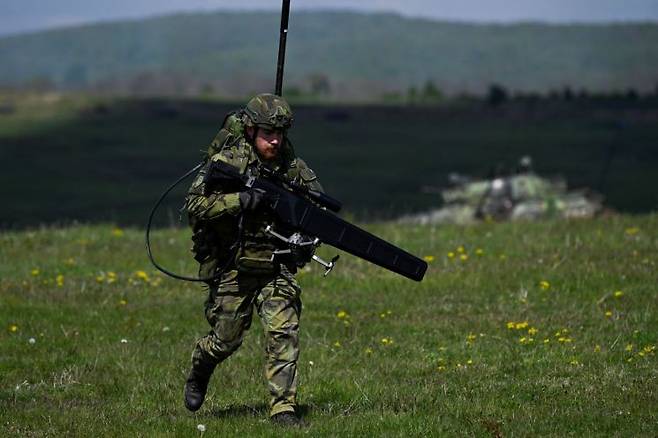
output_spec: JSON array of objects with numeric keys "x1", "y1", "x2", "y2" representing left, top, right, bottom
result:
[
  {"x1": 594, "y1": 345, "x2": 601, "y2": 352},
  {"x1": 9, "y1": 324, "x2": 19, "y2": 333},
  {"x1": 112, "y1": 227, "x2": 125, "y2": 237},
  {"x1": 56, "y1": 274, "x2": 64, "y2": 287},
  {"x1": 107, "y1": 272, "x2": 117, "y2": 284},
  {"x1": 528, "y1": 327, "x2": 539, "y2": 336},
  {"x1": 437, "y1": 366, "x2": 446, "y2": 372},
  {"x1": 475, "y1": 248, "x2": 484, "y2": 256},
  {"x1": 539, "y1": 280, "x2": 550, "y2": 290},
  {"x1": 381, "y1": 337, "x2": 393, "y2": 346},
  {"x1": 519, "y1": 337, "x2": 527, "y2": 344},
  {"x1": 466, "y1": 359, "x2": 473, "y2": 365},
  {"x1": 625, "y1": 227, "x2": 639, "y2": 236},
  {"x1": 614, "y1": 291, "x2": 624, "y2": 298},
  {"x1": 557, "y1": 337, "x2": 572, "y2": 343},
  {"x1": 364, "y1": 348, "x2": 373, "y2": 355},
  {"x1": 423, "y1": 255, "x2": 435, "y2": 262},
  {"x1": 333, "y1": 341, "x2": 341, "y2": 348},
  {"x1": 447, "y1": 252, "x2": 455, "y2": 259},
  {"x1": 569, "y1": 359, "x2": 580, "y2": 366},
  {"x1": 457, "y1": 246, "x2": 465, "y2": 254},
  {"x1": 336, "y1": 310, "x2": 349, "y2": 319},
  {"x1": 197, "y1": 424, "x2": 206, "y2": 433},
  {"x1": 119, "y1": 299, "x2": 128, "y2": 306},
  {"x1": 95, "y1": 273, "x2": 105, "y2": 283},
  {"x1": 466, "y1": 333, "x2": 477, "y2": 344},
  {"x1": 134, "y1": 271, "x2": 150, "y2": 282},
  {"x1": 543, "y1": 338, "x2": 550, "y2": 344},
  {"x1": 31, "y1": 269, "x2": 40, "y2": 276},
  {"x1": 460, "y1": 254, "x2": 469, "y2": 262},
  {"x1": 515, "y1": 321, "x2": 529, "y2": 330},
  {"x1": 625, "y1": 344, "x2": 633, "y2": 352},
  {"x1": 506, "y1": 321, "x2": 516, "y2": 330},
  {"x1": 604, "y1": 310, "x2": 613, "y2": 318}
]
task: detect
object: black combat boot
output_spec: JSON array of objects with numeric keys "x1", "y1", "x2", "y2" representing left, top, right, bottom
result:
[
  {"x1": 271, "y1": 411, "x2": 302, "y2": 427},
  {"x1": 184, "y1": 361, "x2": 216, "y2": 412}
]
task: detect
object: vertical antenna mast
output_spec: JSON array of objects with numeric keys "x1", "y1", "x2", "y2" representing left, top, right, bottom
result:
[{"x1": 275, "y1": 0, "x2": 291, "y2": 96}]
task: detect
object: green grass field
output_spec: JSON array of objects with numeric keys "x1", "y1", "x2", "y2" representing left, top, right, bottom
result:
[{"x1": 2, "y1": 215, "x2": 656, "y2": 436}]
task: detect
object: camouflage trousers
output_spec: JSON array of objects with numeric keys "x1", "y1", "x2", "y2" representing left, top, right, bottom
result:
[{"x1": 191, "y1": 266, "x2": 302, "y2": 417}]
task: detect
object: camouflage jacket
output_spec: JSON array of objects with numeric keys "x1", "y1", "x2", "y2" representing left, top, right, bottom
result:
[{"x1": 186, "y1": 115, "x2": 323, "y2": 278}]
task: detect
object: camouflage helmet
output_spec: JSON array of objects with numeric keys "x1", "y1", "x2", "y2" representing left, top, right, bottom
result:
[{"x1": 243, "y1": 93, "x2": 293, "y2": 130}]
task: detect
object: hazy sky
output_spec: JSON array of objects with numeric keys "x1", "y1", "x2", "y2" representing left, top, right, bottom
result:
[{"x1": 2, "y1": 0, "x2": 658, "y2": 36}]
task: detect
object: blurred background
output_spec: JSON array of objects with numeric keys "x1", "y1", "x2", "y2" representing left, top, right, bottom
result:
[{"x1": 1, "y1": 0, "x2": 657, "y2": 228}]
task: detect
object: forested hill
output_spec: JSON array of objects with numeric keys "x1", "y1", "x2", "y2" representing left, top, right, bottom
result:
[{"x1": 1, "y1": 10, "x2": 657, "y2": 98}]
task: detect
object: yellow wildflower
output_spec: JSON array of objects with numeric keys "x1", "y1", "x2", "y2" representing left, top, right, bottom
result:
[
  {"x1": 515, "y1": 321, "x2": 529, "y2": 330},
  {"x1": 364, "y1": 347, "x2": 373, "y2": 355},
  {"x1": 112, "y1": 227, "x2": 125, "y2": 237},
  {"x1": 466, "y1": 359, "x2": 473, "y2": 365},
  {"x1": 539, "y1": 280, "x2": 550, "y2": 290},
  {"x1": 625, "y1": 227, "x2": 639, "y2": 236},
  {"x1": 506, "y1": 321, "x2": 515, "y2": 329},
  {"x1": 336, "y1": 310, "x2": 349, "y2": 319},
  {"x1": 475, "y1": 248, "x2": 484, "y2": 256},
  {"x1": 437, "y1": 366, "x2": 446, "y2": 372},
  {"x1": 95, "y1": 273, "x2": 105, "y2": 283},
  {"x1": 466, "y1": 333, "x2": 477, "y2": 344},
  {"x1": 381, "y1": 337, "x2": 393, "y2": 345},
  {"x1": 423, "y1": 255, "x2": 435, "y2": 262},
  {"x1": 457, "y1": 246, "x2": 465, "y2": 254},
  {"x1": 460, "y1": 254, "x2": 469, "y2": 262},
  {"x1": 119, "y1": 299, "x2": 128, "y2": 306},
  {"x1": 594, "y1": 345, "x2": 601, "y2": 352},
  {"x1": 528, "y1": 327, "x2": 539, "y2": 336},
  {"x1": 625, "y1": 344, "x2": 633, "y2": 352},
  {"x1": 569, "y1": 359, "x2": 580, "y2": 366},
  {"x1": 9, "y1": 324, "x2": 19, "y2": 333},
  {"x1": 134, "y1": 271, "x2": 149, "y2": 281},
  {"x1": 614, "y1": 291, "x2": 624, "y2": 298},
  {"x1": 56, "y1": 274, "x2": 64, "y2": 287},
  {"x1": 333, "y1": 341, "x2": 341, "y2": 348},
  {"x1": 31, "y1": 269, "x2": 40, "y2": 276},
  {"x1": 447, "y1": 252, "x2": 455, "y2": 259},
  {"x1": 604, "y1": 310, "x2": 613, "y2": 318},
  {"x1": 543, "y1": 338, "x2": 550, "y2": 344}
]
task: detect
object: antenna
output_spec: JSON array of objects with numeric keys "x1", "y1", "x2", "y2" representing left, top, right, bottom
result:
[{"x1": 275, "y1": 0, "x2": 291, "y2": 96}]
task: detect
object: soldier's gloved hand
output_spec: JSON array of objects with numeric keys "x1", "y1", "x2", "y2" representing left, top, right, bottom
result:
[{"x1": 239, "y1": 188, "x2": 270, "y2": 211}]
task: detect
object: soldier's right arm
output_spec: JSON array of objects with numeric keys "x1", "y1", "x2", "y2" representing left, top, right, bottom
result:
[{"x1": 185, "y1": 156, "x2": 242, "y2": 221}]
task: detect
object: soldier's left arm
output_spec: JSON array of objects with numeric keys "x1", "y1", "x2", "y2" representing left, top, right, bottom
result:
[{"x1": 293, "y1": 158, "x2": 324, "y2": 194}]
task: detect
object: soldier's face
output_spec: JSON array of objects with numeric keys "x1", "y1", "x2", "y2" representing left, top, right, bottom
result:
[{"x1": 251, "y1": 127, "x2": 284, "y2": 161}]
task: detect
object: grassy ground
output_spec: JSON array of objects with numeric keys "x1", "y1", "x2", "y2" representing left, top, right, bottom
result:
[{"x1": 1, "y1": 214, "x2": 657, "y2": 436}]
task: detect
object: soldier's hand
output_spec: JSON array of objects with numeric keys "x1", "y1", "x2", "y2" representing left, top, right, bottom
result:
[{"x1": 239, "y1": 188, "x2": 271, "y2": 211}]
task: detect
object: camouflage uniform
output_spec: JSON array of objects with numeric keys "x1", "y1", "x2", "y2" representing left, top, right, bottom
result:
[{"x1": 184, "y1": 94, "x2": 322, "y2": 417}]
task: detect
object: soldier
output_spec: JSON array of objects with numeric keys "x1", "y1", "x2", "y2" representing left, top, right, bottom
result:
[{"x1": 183, "y1": 93, "x2": 322, "y2": 426}]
